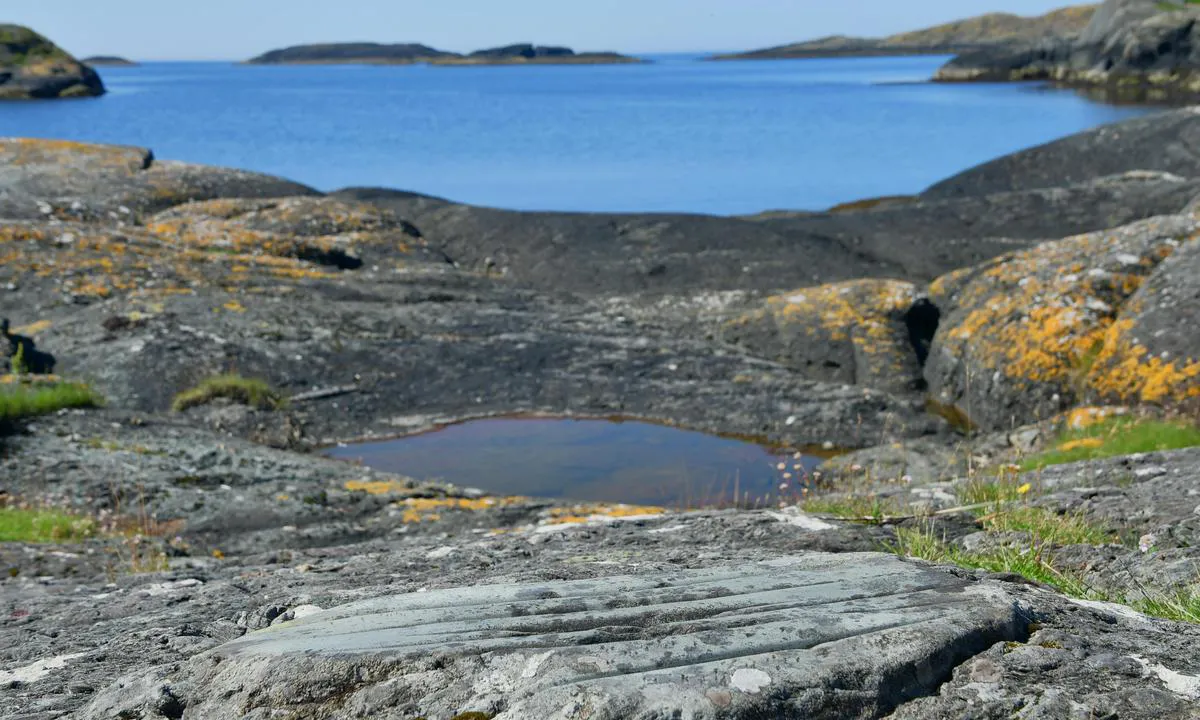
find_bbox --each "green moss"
[0,507,96,543]
[0,382,103,424]
[171,374,286,412]
[1021,417,1200,471]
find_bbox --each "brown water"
[325,418,822,507]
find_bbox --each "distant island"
[711,4,1096,60]
[82,56,138,67]
[0,25,105,99]
[247,42,643,66]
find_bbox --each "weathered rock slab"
[83,554,1024,720]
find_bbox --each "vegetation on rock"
[0,506,96,543]
[0,380,103,425]
[1021,416,1200,470]
[171,374,286,412]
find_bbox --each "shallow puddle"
[325,418,823,507]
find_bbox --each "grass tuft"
[801,494,906,524]
[1132,589,1200,625]
[981,506,1115,546]
[171,374,286,413]
[0,381,103,424]
[0,507,96,543]
[891,523,1094,597]
[1021,417,1200,471]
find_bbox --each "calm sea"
[0,55,1152,214]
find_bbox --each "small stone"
[731,668,772,694]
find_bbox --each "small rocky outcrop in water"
[246,42,459,65]
[935,0,1200,100]
[0,25,104,99]
[435,43,643,65]
[246,42,641,66]
[80,55,137,67]
[711,4,1096,60]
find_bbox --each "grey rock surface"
[0,139,318,221]
[81,554,1024,720]
[336,169,1200,295]
[924,107,1200,199]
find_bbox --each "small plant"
[171,374,286,412]
[10,342,26,375]
[1021,417,1200,471]
[0,381,103,424]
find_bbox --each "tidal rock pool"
[326,418,822,507]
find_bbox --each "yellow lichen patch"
[397,496,528,524]
[222,300,247,313]
[1064,406,1128,430]
[545,503,666,525]
[1058,438,1105,452]
[765,279,916,344]
[345,479,412,496]
[0,373,64,385]
[725,279,920,389]
[1086,319,1200,404]
[10,320,51,336]
[935,222,1191,400]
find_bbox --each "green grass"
[892,522,1200,625]
[982,506,1115,546]
[958,473,1029,507]
[801,495,906,524]
[0,382,103,424]
[1020,417,1200,471]
[171,374,286,412]
[0,507,96,543]
[892,524,1095,598]
[1132,590,1200,625]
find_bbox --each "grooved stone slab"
[83,553,1026,720]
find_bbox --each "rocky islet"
[247,42,641,66]
[0,24,103,99]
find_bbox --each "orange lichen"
[934,222,1196,406]
[545,504,666,525]
[1058,438,1105,452]
[1087,319,1200,403]
[10,320,51,336]
[725,279,919,385]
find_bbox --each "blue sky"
[12,1,1080,60]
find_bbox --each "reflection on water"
[325,418,822,507]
